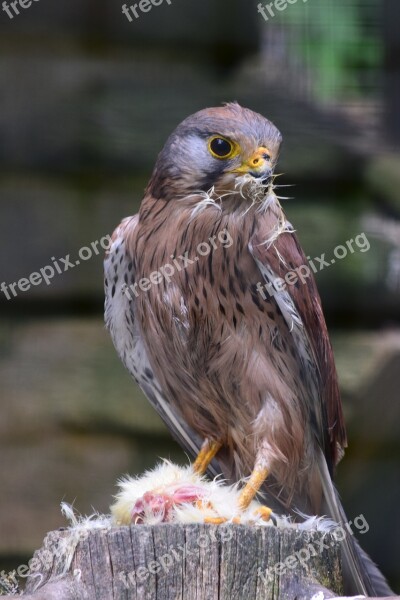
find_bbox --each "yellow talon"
[253,506,273,522]
[193,439,222,475]
[204,516,227,525]
[232,516,242,524]
[195,499,213,510]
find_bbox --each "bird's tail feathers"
[317,448,393,597]
[352,537,395,598]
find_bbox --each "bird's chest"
[134,224,256,329]
[133,219,284,384]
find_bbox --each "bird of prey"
[105,103,391,596]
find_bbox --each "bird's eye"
[208,136,236,159]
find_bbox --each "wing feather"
[250,217,346,471]
[104,216,206,467]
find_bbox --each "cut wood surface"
[11,524,347,599]
[3,523,400,599]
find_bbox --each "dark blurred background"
[0,0,399,593]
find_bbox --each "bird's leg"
[238,455,272,522]
[238,466,269,510]
[193,439,226,524]
[193,438,222,475]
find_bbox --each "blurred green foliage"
[274,0,382,99]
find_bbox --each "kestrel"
[105,103,391,596]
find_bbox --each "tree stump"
[2,524,348,599]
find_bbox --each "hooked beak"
[231,146,272,181]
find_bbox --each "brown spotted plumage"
[105,103,391,596]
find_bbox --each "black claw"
[270,512,278,526]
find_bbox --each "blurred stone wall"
[0,0,399,592]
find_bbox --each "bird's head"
[147,103,282,203]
